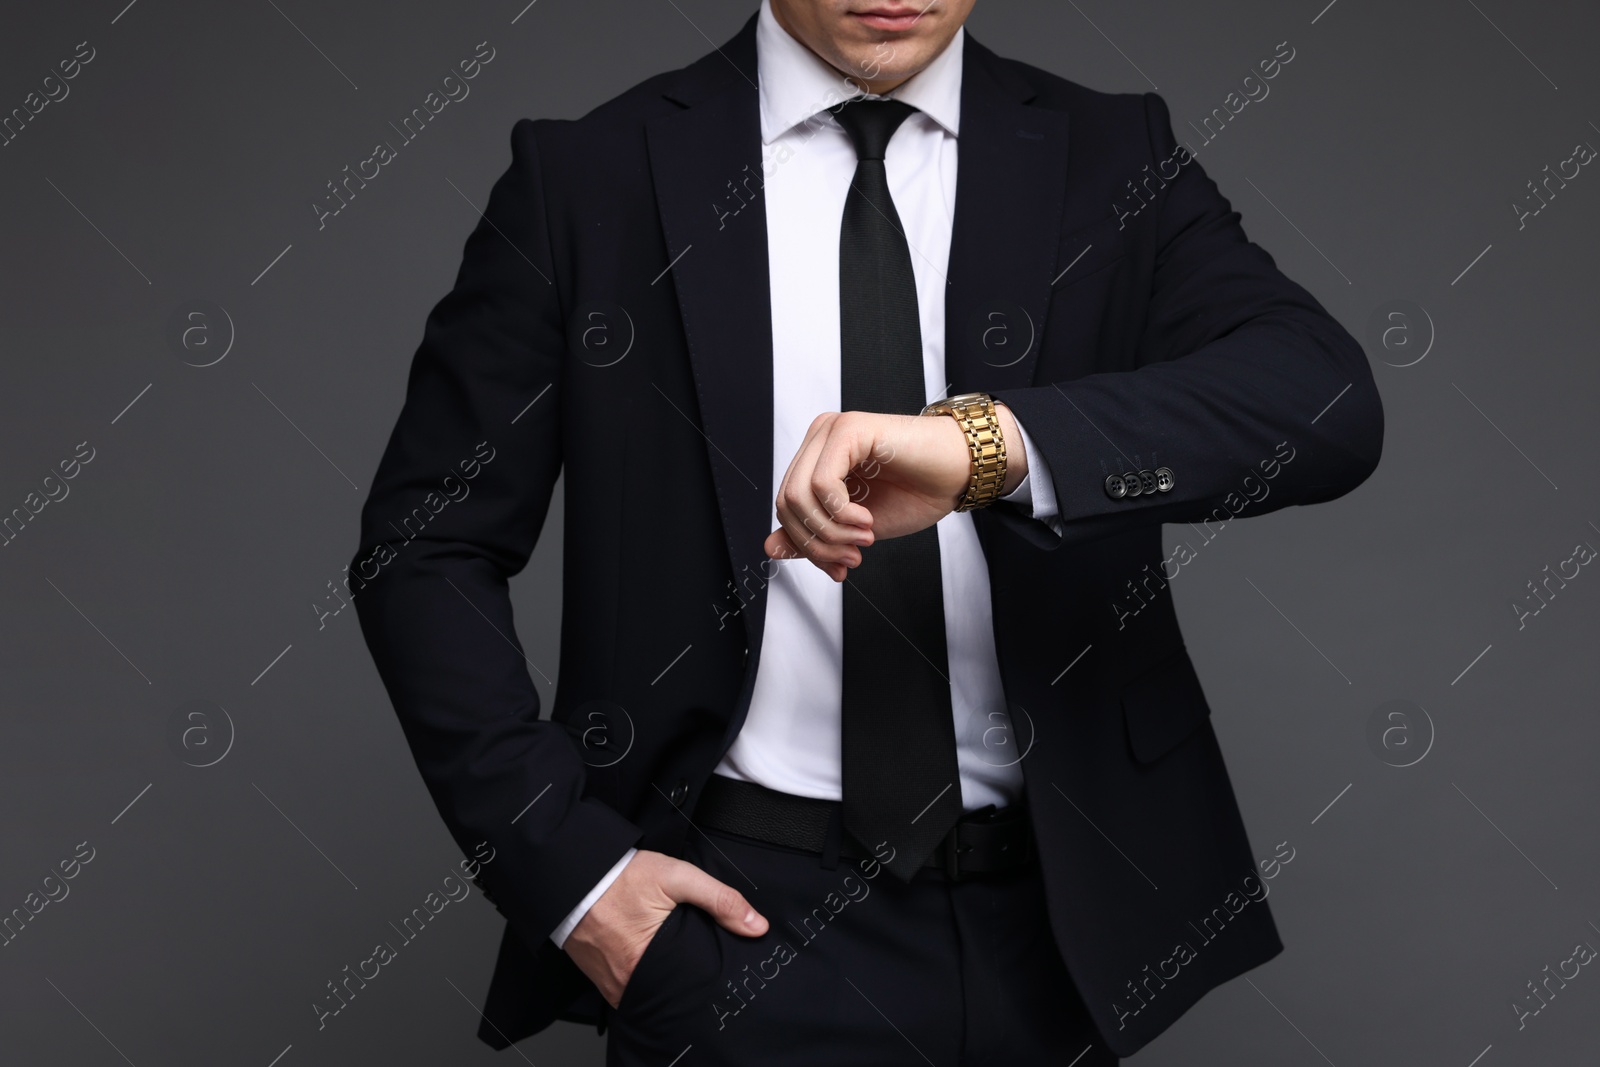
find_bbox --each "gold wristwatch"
[919,391,1008,512]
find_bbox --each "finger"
[661,861,769,937]
[775,419,842,526]
[773,412,838,512]
[793,420,876,533]
[779,421,877,549]
[776,440,869,568]
[775,516,861,576]
[768,531,857,585]
[763,528,849,584]
[776,505,862,568]
[764,528,797,561]
[808,414,881,531]
[767,530,851,583]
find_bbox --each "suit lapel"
[646,16,777,666]
[943,34,1072,397]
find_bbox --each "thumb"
[662,861,769,938]
[764,528,798,561]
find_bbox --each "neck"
[854,73,911,95]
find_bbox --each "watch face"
[923,392,992,416]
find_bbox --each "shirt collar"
[756,0,963,145]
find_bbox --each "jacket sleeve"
[989,92,1383,551]
[350,118,640,953]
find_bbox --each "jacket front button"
[669,780,690,807]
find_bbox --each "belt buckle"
[944,821,971,882]
[947,806,1031,880]
[934,809,985,883]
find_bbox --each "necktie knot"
[831,97,918,162]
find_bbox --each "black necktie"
[833,97,964,880]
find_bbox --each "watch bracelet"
[926,393,1008,512]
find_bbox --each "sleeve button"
[1104,473,1127,499]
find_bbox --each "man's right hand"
[563,849,769,1008]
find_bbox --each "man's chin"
[841,54,934,87]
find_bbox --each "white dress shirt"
[552,0,1059,948]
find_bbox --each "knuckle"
[712,887,743,917]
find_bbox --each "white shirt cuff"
[550,847,637,949]
[998,414,1062,532]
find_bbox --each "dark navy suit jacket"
[352,12,1382,1056]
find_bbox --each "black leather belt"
[694,774,1034,880]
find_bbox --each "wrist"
[993,402,1028,496]
[552,847,637,949]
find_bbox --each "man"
[352,0,1382,1062]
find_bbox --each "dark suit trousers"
[602,818,1117,1066]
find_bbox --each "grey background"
[2,0,1596,1064]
